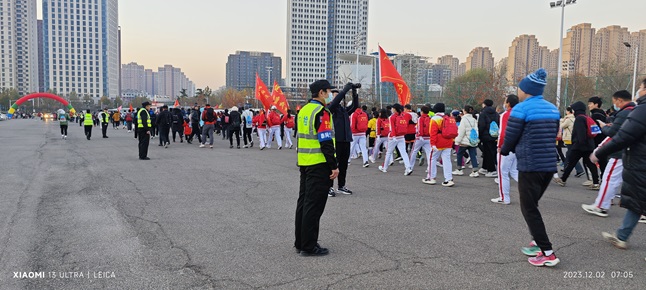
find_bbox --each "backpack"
[125,114,133,122]
[467,119,479,147]
[440,115,458,139]
[394,114,408,136]
[204,108,215,122]
[584,115,601,138]
[418,116,430,137]
[231,113,241,127]
[245,114,252,126]
[224,116,230,124]
[355,112,368,132]
[489,120,500,138]
[172,114,179,124]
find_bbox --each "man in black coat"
[593,78,646,250]
[478,99,499,176]
[553,101,600,189]
[189,106,202,144]
[588,96,608,173]
[156,106,172,148]
[171,107,185,143]
[327,83,358,197]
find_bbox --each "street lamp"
[624,42,640,99]
[266,66,273,87]
[550,0,577,109]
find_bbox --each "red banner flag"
[173,99,180,107]
[379,46,411,105]
[129,104,133,112]
[271,81,290,115]
[255,73,273,110]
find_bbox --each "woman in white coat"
[453,105,480,177]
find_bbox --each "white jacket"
[454,114,478,147]
[241,109,254,128]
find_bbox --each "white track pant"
[372,137,388,160]
[267,126,282,148]
[594,158,623,210]
[284,128,294,147]
[258,128,267,148]
[428,148,452,182]
[350,134,369,164]
[383,138,411,171]
[497,152,519,203]
[409,138,431,170]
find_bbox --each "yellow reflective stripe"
[297,148,322,154]
[297,133,318,139]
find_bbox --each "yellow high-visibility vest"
[297,101,335,166]
[84,113,93,126]
[137,108,151,128]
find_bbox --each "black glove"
[343,83,353,92]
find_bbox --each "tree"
[99,96,111,108]
[221,88,247,108]
[443,69,507,110]
[0,88,20,111]
[179,89,188,99]
[114,96,123,108]
[68,91,82,110]
[130,96,151,109]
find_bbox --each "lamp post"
[624,42,639,99]
[266,66,273,88]
[550,0,577,109]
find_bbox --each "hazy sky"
[39,0,645,89]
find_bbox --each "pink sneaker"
[528,251,560,267]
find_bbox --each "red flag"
[129,104,133,112]
[379,46,411,105]
[173,99,180,107]
[270,81,290,115]
[255,73,272,110]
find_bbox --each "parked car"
[0,113,8,121]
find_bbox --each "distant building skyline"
[0,0,39,95]
[121,62,195,99]
[226,51,282,90]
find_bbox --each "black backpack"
[172,114,179,124]
[204,108,215,122]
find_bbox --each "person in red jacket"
[404,104,418,153]
[281,109,295,149]
[426,103,455,187]
[350,106,370,167]
[379,104,412,175]
[369,109,390,163]
[492,95,520,205]
[253,110,268,150]
[267,106,283,149]
[408,106,432,170]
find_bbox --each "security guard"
[101,107,110,138]
[294,80,339,257]
[84,109,94,140]
[138,102,152,160]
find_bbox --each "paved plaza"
[0,119,644,289]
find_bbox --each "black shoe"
[237,146,241,149]
[328,188,336,197]
[230,145,234,149]
[103,136,108,138]
[250,141,254,148]
[187,140,192,144]
[300,245,329,256]
[575,172,585,178]
[158,144,163,146]
[139,157,150,160]
[338,186,353,195]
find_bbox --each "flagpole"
[378,45,383,109]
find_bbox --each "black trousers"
[555,141,566,163]
[84,125,92,139]
[243,127,253,145]
[481,140,498,172]
[60,125,68,136]
[101,122,108,137]
[331,141,350,188]
[138,129,150,158]
[189,122,202,143]
[518,171,554,253]
[172,126,183,141]
[151,125,157,137]
[561,149,599,184]
[295,163,330,251]
[229,128,240,146]
[159,126,170,145]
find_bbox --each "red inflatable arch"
[7,93,76,118]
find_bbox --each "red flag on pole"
[255,73,273,110]
[173,99,180,108]
[271,81,290,115]
[129,104,133,111]
[379,45,411,105]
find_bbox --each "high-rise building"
[156,65,195,98]
[427,64,452,87]
[121,62,145,95]
[37,19,44,93]
[392,53,429,89]
[226,51,282,90]
[592,25,632,75]
[0,0,38,95]
[629,29,646,77]
[507,34,542,82]
[43,0,119,99]
[465,47,495,72]
[457,63,467,78]
[437,55,460,79]
[286,0,369,88]
[561,23,595,77]
[144,69,157,96]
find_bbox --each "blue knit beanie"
[518,68,547,96]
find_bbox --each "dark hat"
[518,68,547,96]
[309,80,336,95]
[142,102,151,107]
[433,103,446,113]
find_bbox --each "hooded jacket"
[570,101,595,152]
[599,102,636,160]
[595,96,646,216]
[454,113,478,147]
[478,106,499,142]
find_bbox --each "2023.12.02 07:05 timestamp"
[563,271,634,279]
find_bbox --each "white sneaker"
[199,144,205,148]
[389,161,394,166]
[582,180,594,186]
[452,169,464,176]
[64,135,67,139]
[470,172,480,178]
[437,163,443,168]
[398,160,405,164]
[369,156,376,164]
[442,180,455,187]
[478,168,488,174]
[404,168,413,176]
[61,135,65,139]
[378,165,387,173]
[485,171,498,178]
[639,216,646,224]
[581,204,608,217]
[491,197,510,205]
[602,232,627,249]
[494,177,499,183]
[422,178,437,185]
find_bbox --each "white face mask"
[325,92,334,104]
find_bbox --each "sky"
[39,0,645,89]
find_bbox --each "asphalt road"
[0,119,644,289]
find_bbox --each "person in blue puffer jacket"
[501,68,561,267]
